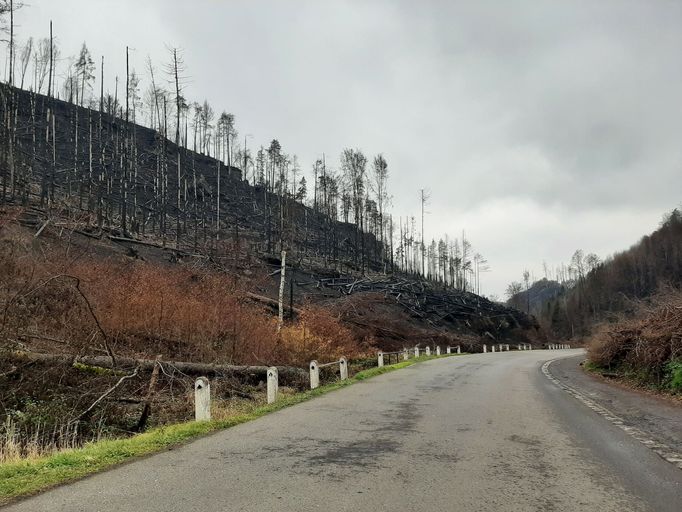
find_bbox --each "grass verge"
[0,353,458,504]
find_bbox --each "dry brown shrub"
[0,229,370,367]
[587,291,682,382]
[276,305,372,365]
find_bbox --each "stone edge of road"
[542,358,682,471]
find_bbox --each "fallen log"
[245,291,304,315]
[7,351,307,383]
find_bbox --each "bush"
[587,291,682,391]
[665,360,682,391]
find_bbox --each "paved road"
[5,350,681,511]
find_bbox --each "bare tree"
[371,154,389,265]
[18,36,32,88]
[75,42,95,106]
[167,47,186,248]
[419,188,430,277]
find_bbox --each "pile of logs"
[297,275,535,334]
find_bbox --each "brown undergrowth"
[587,290,682,392]
[0,214,373,461]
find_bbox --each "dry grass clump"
[587,291,682,389]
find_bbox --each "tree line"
[507,209,682,338]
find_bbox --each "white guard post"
[194,377,211,421]
[267,367,278,404]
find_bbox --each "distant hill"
[507,278,564,315]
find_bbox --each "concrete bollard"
[339,357,348,380]
[492,345,495,353]
[457,345,461,354]
[447,346,451,354]
[483,344,487,353]
[310,360,320,389]
[436,346,441,356]
[415,346,420,357]
[267,367,278,404]
[378,351,384,367]
[426,346,431,356]
[194,377,211,421]
[403,348,409,361]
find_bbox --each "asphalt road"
[5,350,681,512]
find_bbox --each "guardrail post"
[267,367,278,404]
[446,346,451,354]
[483,344,487,353]
[414,346,419,357]
[425,346,431,356]
[378,351,384,367]
[457,345,461,354]
[194,377,211,421]
[436,346,441,356]
[403,348,409,360]
[339,357,348,380]
[310,360,320,389]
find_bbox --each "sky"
[4,0,681,298]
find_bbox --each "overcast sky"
[5,0,682,298]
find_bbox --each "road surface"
[4,350,681,511]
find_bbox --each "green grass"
[0,353,458,504]
[583,358,682,395]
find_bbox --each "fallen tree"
[6,351,307,385]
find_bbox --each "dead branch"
[71,367,140,424]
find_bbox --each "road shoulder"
[545,354,682,469]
